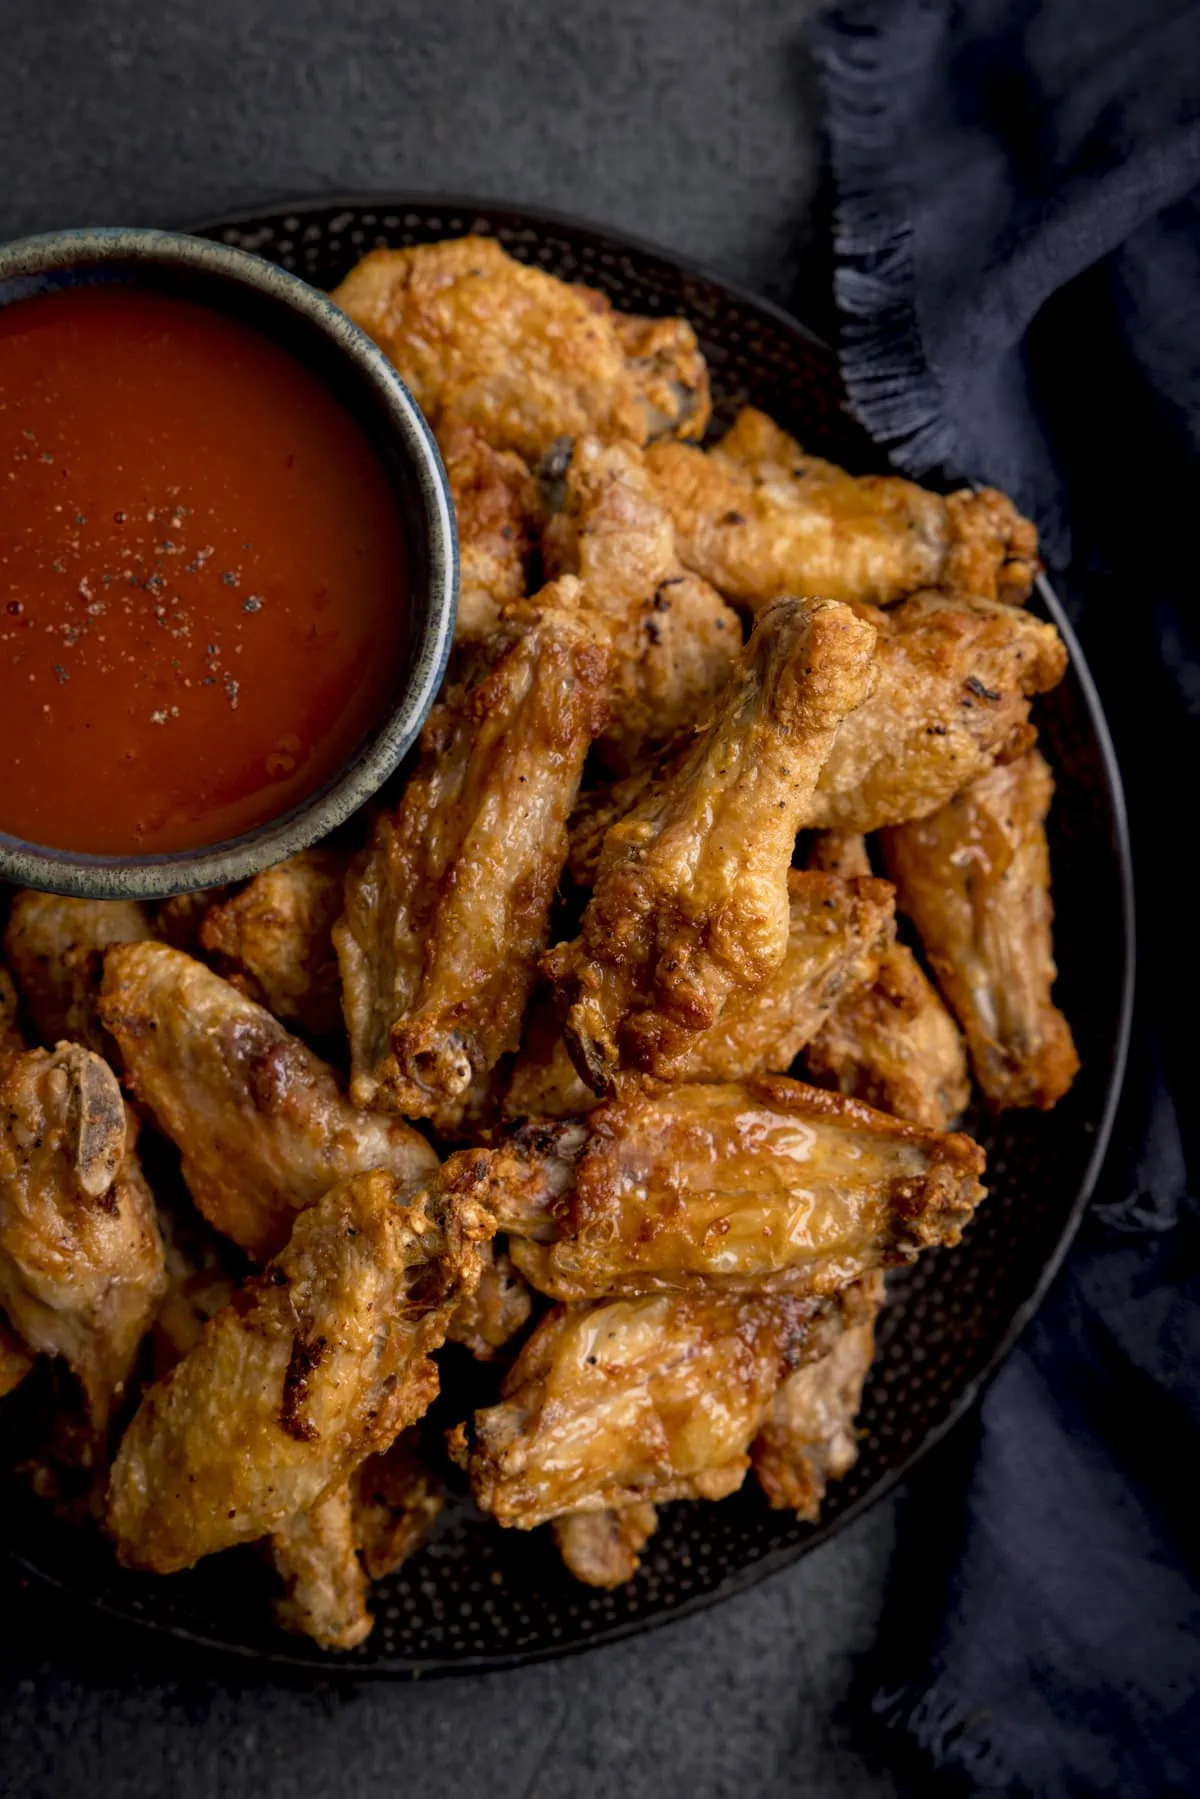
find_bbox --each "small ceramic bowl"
[0,227,457,900]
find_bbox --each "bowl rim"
[0,224,457,900]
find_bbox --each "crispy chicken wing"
[646,407,1038,611]
[271,1481,373,1650]
[107,1166,492,1573]
[0,1043,166,1427]
[3,892,155,1054]
[331,237,709,461]
[446,1237,533,1360]
[469,1285,854,1528]
[441,422,538,644]
[540,435,742,771]
[199,847,348,1040]
[553,1503,658,1588]
[546,597,878,1092]
[804,833,970,1130]
[485,1074,985,1300]
[336,600,611,1130]
[880,750,1078,1110]
[751,1272,883,1518]
[99,943,438,1262]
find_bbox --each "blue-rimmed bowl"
[0,227,457,900]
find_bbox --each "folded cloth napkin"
[815,1,1200,1790]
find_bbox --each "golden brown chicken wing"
[546,597,878,1093]
[441,422,538,643]
[331,237,709,461]
[751,1272,883,1517]
[446,1237,533,1360]
[540,435,742,771]
[486,1074,985,1301]
[804,834,970,1130]
[335,600,611,1130]
[107,1165,492,1574]
[880,750,1079,1110]
[646,407,1038,612]
[0,1043,166,1428]
[99,943,438,1262]
[3,892,155,1054]
[271,1482,373,1651]
[553,1503,658,1588]
[469,1285,854,1528]
[199,847,349,1040]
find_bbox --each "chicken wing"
[199,847,349,1040]
[486,1074,985,1301]
[107,1165,492,1573]
[335,599,611,1129]
[271,1481,373,1651]
[351,1431,445,1580]
[804,834,970,1130]
[646,407,1038,612]
[441,422,538,644]
[880,750,1079,1110]
[99,943,438,1262]
[751,1272,883,1517]
[331,236,709,461]
[540,435,742,771]
[3,892,154,1054]
[446,1237,533,1360]
[553,1503,658,1588]
[469,1285,854,1528]
[546,597,878,1093]
[1,968,23,1066]
[0,1043,166,1428]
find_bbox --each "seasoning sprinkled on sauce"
[0,286,408,855]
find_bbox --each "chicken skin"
[199,847,349,1041]
[271,1481,373,1651]
[546,596,878,1093]
[880,750,1079,1110]
[804,834,970,1131]
[646,407,1039,612]
[469,1285,856,1528]
[99,944,438,1262]
[540,435,743,771]
[336,600,611,1130]
[331,236,709,462]
[484,1074,985,1301]
[441,422,538,644]
[553,1503,658,1588]
[3,892,154,1054]
[0,1043,166,1428]
[107,1166,492,1574]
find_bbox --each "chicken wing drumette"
[553,1504,659,1588]
[335,599,610,1130]
[331,236,709,461]
[546,596,878,1093]
[880,749,1079,1110]
[99,943,438,1262]
[3,892,154,1054]
[647,407,1039,611]
[199,846,349,1041]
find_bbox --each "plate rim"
[4,190,1136,1679]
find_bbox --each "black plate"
[3,195,1134,1676]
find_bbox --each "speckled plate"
[2,196,1134,1676]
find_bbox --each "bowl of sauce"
[0,228,456,898]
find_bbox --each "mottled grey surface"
[0,3,907,1795]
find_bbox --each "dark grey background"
[0,4,910,1795]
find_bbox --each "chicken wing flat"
[441,422,538,644]
[271,1481,373,1651]
[446,1237,533,1360]
[0,1043,166,1428]
[646,407,1038,612]
[199,847,348,1040]
[469,1285,854,1528]
[3,892,154,1054]
[107,1165,492,1574]
[553,1503,658,1588]
[804,833,970,1130]
[880,750,1079,1110]
[331,237,709,461]
[751,1271,882,1518]
[99,943,438,1262]
[1,1310,35,1397]
[546,596,878,1092]
[336,600,610,1129]
[800,591,1067,834]
[540,435,742,771]
[487,1074,985,1301]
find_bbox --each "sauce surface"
[0,286,408,855]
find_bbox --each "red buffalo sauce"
[0,286,408,855]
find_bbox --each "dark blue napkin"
[815,2,1200,1790]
